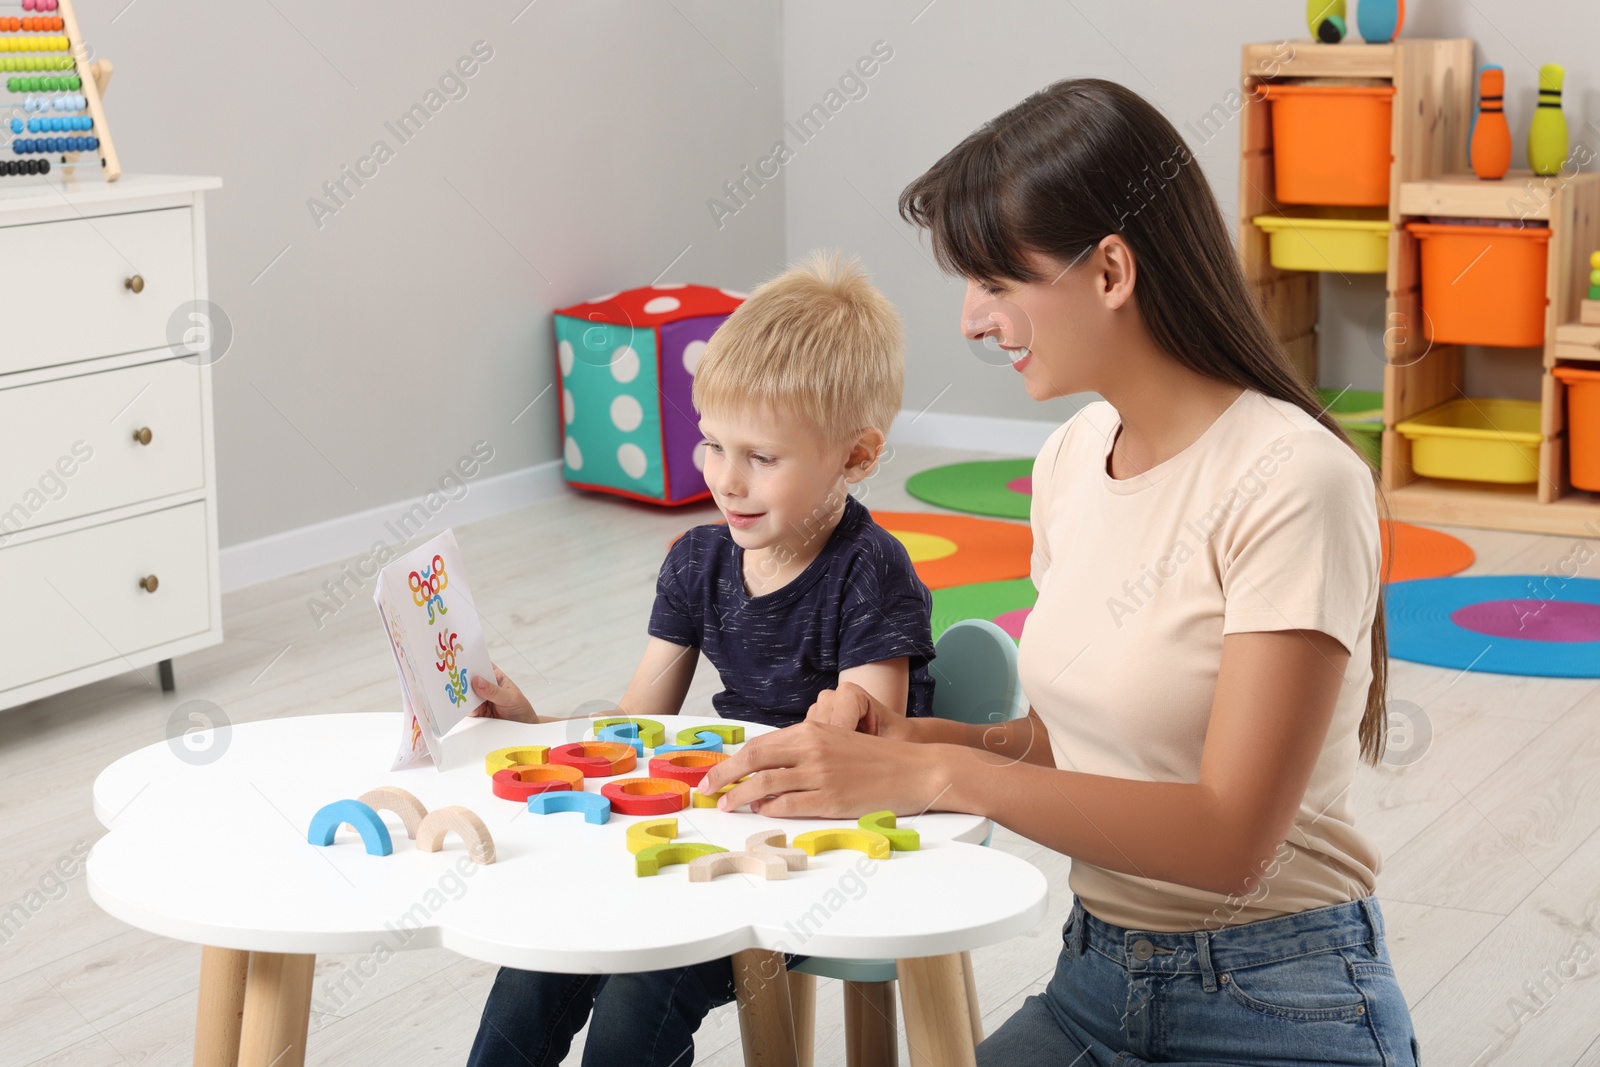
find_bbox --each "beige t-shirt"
[1017,388,1382,932]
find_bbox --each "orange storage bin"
[1405,222,1550,347]
[1258,84,1396,206]
[1553,365,1600,491]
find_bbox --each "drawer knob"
[139,574,160,593]
[125,274,145,294]
[133,426,153,446]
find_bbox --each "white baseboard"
[889,404,1083,456]
[223,406,1083,594]
[220,459,566,593]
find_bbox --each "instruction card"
[373,529,494,770]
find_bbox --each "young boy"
[464,251,936,1066]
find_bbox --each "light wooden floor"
[4,439,1599,1066]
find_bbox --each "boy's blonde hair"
[693,250,904,447]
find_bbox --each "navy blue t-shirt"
[648,495,936,727]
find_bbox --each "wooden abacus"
[0,0,119,179]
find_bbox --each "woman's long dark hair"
[900,77,1390,765]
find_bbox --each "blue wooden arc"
[527,790,613,825]
[307,799,393,856]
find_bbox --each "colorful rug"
[872,510,1032,590]
[931,578,1037,642]
[905,459,1034,520]
[1385,576,1600,678]
[1381,521,1474,584]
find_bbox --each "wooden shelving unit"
[1239,38,1600,536]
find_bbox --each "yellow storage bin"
[1394,398,1542,484]
[1253,208,1392,274]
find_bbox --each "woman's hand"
[698,721,948,818]
[469,664,540,723]
[804,682,909,740]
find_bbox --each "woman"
[700,78,1419,1066]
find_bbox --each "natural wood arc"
[746,828,808,870]
[415,805,495,864]
[687,850,788,882]
[357,787,427,839]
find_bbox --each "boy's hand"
[469,664,540,723]
[805,682,907,739]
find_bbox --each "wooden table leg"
[732,948,799,1067]
[843,979,898,1067]
[960,950,984,1046]
[237,952,316,1067]
[897,954,977,1067]
[194,946,250,1067]
[787,969,816,1067]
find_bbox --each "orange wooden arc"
[550,741,638,777]
[491,764,583,802]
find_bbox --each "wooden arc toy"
[675,723,744,746]
[491,764,582,802]
[690,775,749,809]
[356,787,428,839]
[857,810,921,852]
[648,751,729,787]
[485,746,550,775]
[591,717,666,748]
[307,799,392,857]
[653,732,723,755]
[601,777,691,816]
[746,829,808,871]
[634,841,726,877]
[526,790,612,825]
[549,741,638,777]
[415,806,496,865]
[625,817,678,854]
[687,850,788,882]
[792,828,892,860]
[596,723,645,757]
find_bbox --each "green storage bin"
[1318,388,1384,469]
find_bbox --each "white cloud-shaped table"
[90,714,1049,1067]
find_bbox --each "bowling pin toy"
[1528,63,1569,177]
[1467,63,1501,164]
[1470,66,1512,181]
[1307,0,1347,43]
[1357,0,1405,43]
[1589,251,1600,301]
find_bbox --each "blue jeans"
[979,896,1420,1066]
[466,954,802,1066]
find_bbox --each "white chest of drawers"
[0,175,224,711]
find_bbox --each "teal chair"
[786,618,1027,1067]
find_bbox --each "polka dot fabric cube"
[553,284,745,505]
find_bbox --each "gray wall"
[82,0,1600,549]
[781,0,1600,420]
[85,0,786,548]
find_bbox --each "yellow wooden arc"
[635,841,726,877]
[624,818,679,854]
[792,828,891,860]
